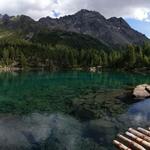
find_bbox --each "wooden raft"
[113,127,150,150]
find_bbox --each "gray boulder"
[133,84,150,99]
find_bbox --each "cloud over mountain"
[0,0,150,21]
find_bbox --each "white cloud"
[132,8,150,21]
[0,0,58,20]
[0,0,150,21]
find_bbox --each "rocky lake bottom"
[0,71,150,150]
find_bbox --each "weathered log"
[114,128,150,150]
[125,131,150,148]
[137,127,150,137]
[129,128,150,142]
[113,140,131,150]
[117,134,146,150]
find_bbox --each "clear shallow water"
[0,71,150,149]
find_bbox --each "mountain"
[0,15,108,51]
[0,11,150,71]
[0,9,149,47]
[38,9,149,46]
[31,30,108,50]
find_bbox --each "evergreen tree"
[128,45,136,67]
[2,48,10,65]
[102,51,108,67]
[20,52,27,68]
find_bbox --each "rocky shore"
[0,66,20,72]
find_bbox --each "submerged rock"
[133,84,150,100]
[69,89,127,120]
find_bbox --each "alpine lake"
[0,70,150,150]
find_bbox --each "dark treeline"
[0,38,150,70]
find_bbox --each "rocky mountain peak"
[39,16,53,22]
[18,15,34,23]
[0,10,148,46]
[108,17,131,28]
[2,14,10,20]
[74,9,106,20]
[76,9,100,15]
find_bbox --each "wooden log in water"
[125,131,150,149]
[129,128,150,142]
[117,134,146,150]
[138,127,150,137]
[113,140,132,150]
[114,128,150,150]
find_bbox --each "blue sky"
[126,19,150,38]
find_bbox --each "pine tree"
[143,56,149,66]
[128,45,136,67]
[20,52,27,68]
[2,48,9,65]
[102,51,108,67]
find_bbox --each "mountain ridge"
[0,9,149,46]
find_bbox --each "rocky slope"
[0,9,149,46]
[38,9,149,46]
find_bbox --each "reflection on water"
[0,113,121,150]
[0,113,108,150]
[127,99,150,125]
[0,71,149,149]
[0,113,82,150]
[82,99,150,150]
[1,100,150,150]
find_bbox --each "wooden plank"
[138,127,150,137]
[117,134,146,150]
[113,140,132,150]
[125,131,150,148]
[129,128,150,142]
[113,127,150,150]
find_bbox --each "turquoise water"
[0,71,150,149]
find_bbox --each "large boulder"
[133,84,150,100]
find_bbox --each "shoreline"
[0,66,149,75]
[0,66,21,72]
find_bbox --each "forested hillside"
[0,10,149,71]
[0,31,150,71]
